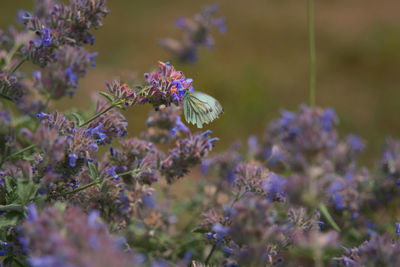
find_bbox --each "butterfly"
[183,90,223,128]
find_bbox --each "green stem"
[203,191,244,265]
[0,92,13,102]
[319,203,341,232]
[79,104,116,127]
[13,257,29,267]
[49,170,137,199]
[11,58,26,73]
[5,44,20,69]
[0,204,25,212]
[205,243,217,265]
[0,144,36,167]
[308,0,316,107]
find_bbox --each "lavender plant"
[159,4,226,64]
[1,1,400,267]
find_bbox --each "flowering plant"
[1,1,400,267]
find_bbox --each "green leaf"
[88,161,99,180]
[69,112,84,126]
[191,227,208,234]
[0,92,13,102]
[0,211,23,227]
[99,91,114,102]
[319,204,341,232]
[17,179,37,205]
[5,144,36,162]
[0,204,24,213]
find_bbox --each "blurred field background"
[1,0,400,165]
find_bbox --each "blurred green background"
[1,0,400,164]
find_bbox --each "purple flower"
[264,173,286,201]
[170,116,189,136]
[159,5,226,63]
[65,66,78,88]
[105,166,120,181]
[346,134,364,152]
[215,17,227,33]
[31,38,42,49]
[141,192,156,208]
[396,222,400,235]
[333,193,344,210]
[27,203,38,222]
[16,9,31,25]
[86,123,107,143]
[88,52,98,67]
[35,112,48,119]
[173,93,179,103]
[201,159,211,174]
[320,108,338,131]
[41,28,52,46]
[87,210,100,227]
[68,153,78,168]
[32,70,42,88]
[212,223,229,238]
[279,110,297,128]
[175,17,186,28]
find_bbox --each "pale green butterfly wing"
[183,91,223,128]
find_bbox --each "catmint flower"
[396,222,400,235]
[346,134,364,152]
[104,80,136,106]
[32,70,41,88]
[27,203,38,222]
[161,131,217,183]
[16,9,31,25]
[21,206,141,267]
[139,61,194,108]
[142,191,156,208]
[143,106,186,144]
[86,122,107,143]
[212,223,230,241]
[68,153,78,168]
[263,105,339,170]
[320,108,338,131]
[41,27,52,46]
[65,66,79,88]
[159,5,226,63]
[335,234,400,266]
[88,98,128,144]
[105,166,120,181]
[108,138,162,184]
[170,116,189,136]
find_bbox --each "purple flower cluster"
[374,137,400,203]
[161,130,218,183]
[143,105,189,144]
[335,234,400,266]
[262,105,339,170]
[108,138,162,185]
[140,61,194,108]
[0,0,108,113]
[21,205,140,267]
[159,4,226,63]
[3,1,400,267]
[87,98,128,144]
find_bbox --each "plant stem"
[79,104,115,127]
[319,203,341,232]
[0,144,36,167]
[205,243,217,265]
[48,170,137,199]
[0,204,25,212]
[308,0,316,107]
[11,58,27,74]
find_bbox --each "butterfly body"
[183,91,223,128]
